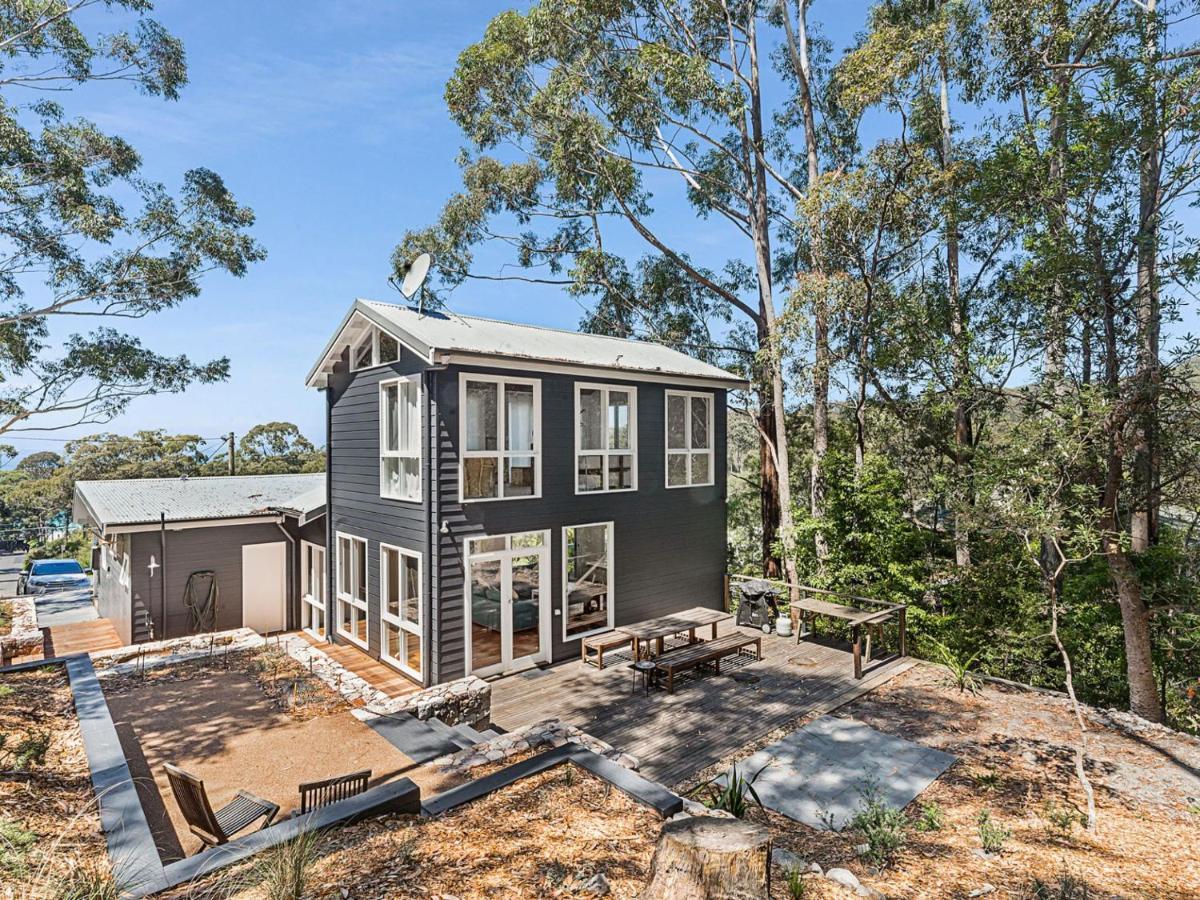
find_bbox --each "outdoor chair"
[298,769,372,815]
[164,763,279,849]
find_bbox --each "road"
[0,551,98,627]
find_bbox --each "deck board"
[292,631,421,699]
[489,623,913,788]
[43,618,123,656]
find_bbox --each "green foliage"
[27,532,91,570]
[977,809,1011,855]
[929,638,983,694]
[784,865,807,899]
[0,730,51,770]
[914,801,945,833]
[849,786,907,868]
[1027,867,1092,899]
[0,816,36,876]
[0,600,10,633]
[234,422,324,475]
[699,764,765,819]
[1041,800,1085,842]
[251,830,321,900]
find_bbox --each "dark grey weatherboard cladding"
[433,364,728,684]
[129,521,291,640]
[326,345,428,677]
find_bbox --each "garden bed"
[0,664,110,896]
[689,663,1200,899]
[166,763,661,898]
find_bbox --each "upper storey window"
[461,375,540,501]
[665,390,714,488]
[576,384,636,493]
[381,376,420,501]
[351,326,400,371]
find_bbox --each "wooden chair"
[298,769,372,815]
[164,763,279,848]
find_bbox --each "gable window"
[352,326,400,371]
[381,376,420,501]
[576,384,636,493]
[381,544,422,680]
[666,390,714,488]
[461,375,540,501]
[335,533,368,648]
[563,522,614,639]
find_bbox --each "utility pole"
[226,432,236,476]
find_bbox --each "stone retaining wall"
[434,718,639,774]
[0,596,40,664]
[92,627,263,674]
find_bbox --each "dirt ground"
[104,658,428,861]
[167,764,661,899]
[0,665,109,897]
[688,664,1200,900]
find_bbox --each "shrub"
[914,801,945,832]
[25,531,91,570]
[929,638,983,694]
[0,817,36,875]
[252,829,321,900]
[785,865,807,899]
[977,809,1011,854]
[700,764,765,818]
[1042,799,1085,841]
[849,787,907,867]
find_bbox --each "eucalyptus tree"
[394,0,848,583]
[0,2,264,436]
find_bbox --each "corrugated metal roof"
[306,299,745,388]
[73,473,325,528]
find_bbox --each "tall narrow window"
[301,542,326,639]
[576,384,636,493]
[381,377,420,501]
[666,390,714,488]
[563,522,614,639]
[336,533,368,648]
[461,376,540,501]
[381,544,422,679]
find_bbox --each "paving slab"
[35,588,98,626]
[719,715,955,830]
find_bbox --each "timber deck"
[292,630,421,700]
[43,618,123,656]
[489,622,914,788]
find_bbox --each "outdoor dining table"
[616,606,733,661]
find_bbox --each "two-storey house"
[305,300,743,687]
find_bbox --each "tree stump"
[641,816,771,900]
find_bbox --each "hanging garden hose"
[183,570,219,633]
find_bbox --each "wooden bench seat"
[652,633,762,693]
[581,630,636,670]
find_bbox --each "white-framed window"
[460,374,541,501]
[335,532,368,648]
[575,384,636,493]
[380,376,421,501]
[301,541,327,640]
[563,522,614,640]
[380,543,422,680]
[665,390,714,488]
[351,326,401,371]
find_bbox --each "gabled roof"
[306,299,746,389]
[73,473,325,529]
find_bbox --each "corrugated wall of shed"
[325,345,427,680]
[433,364,728,684]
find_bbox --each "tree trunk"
[796,0,829,564]
[940,59,971,569]
[641,817,771,900]
[1131,0,1161,553]
[758,401,783,579]
[746,14,801,597]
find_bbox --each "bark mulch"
[0,665,110,898]
[687,664,1200,900]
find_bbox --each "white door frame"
[300,541,327,641]
[464,530,551,677]
[241,541,287,634]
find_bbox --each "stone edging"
[434,718,639,773]
[91,627,264,675]
[0,596,40,664]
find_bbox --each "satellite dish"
[399,253,432,299]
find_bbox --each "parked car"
[19,558,92,595]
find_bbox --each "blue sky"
[6,0,865,456]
